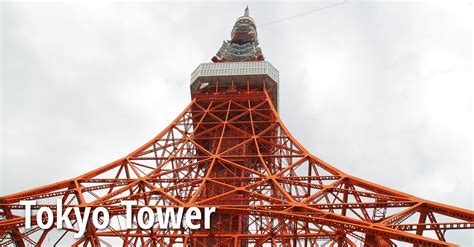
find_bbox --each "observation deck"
[190,61,279,110]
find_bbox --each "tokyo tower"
[1,7,473,246]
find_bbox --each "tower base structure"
[1,60,473,246]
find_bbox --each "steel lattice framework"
[1,7,473,247]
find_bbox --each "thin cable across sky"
[260,1,346,27]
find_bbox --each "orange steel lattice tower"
[1,7,473,246]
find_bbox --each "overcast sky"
[1,1,472,243]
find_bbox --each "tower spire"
[211,6,264,62]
